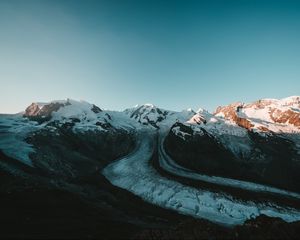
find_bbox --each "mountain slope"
[1,96,300,239]
[0,99,136,177]
[165,97,300,192]
[125,103,195,128]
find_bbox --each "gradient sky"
[1,0,300,113]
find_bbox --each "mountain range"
[0,96,300,239]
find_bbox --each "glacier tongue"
[102,129,300,226]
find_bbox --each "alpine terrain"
[1,97,300,239]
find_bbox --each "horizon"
[1,0,300,113]
[1,94,299,115]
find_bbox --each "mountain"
[165,96,300,192]
[0,99,136,176]
[1,97,300,239]
[124,103,195,128]
[214,96,300,132]
[23,99,109,127]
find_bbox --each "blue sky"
[0,0,299,113]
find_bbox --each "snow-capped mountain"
[165,96,300,194]
[213,96,300,133]
[1,96,300,234]
[23,99,140,132]
[18,96,300,134]
[124,103,195,128]
[174,96,300,160]
[1,96,300,240]
[24,99,103,124]
[124,104,168,128]
[2,96,299,170]
[0,99,138,170]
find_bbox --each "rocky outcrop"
[91,104,102,113]
[24,103,41,116]
[236,116,254,130]
[215,102,254,130]
[215,97,300,131]
[187,113,207,125]
[270,109,300,127]
[24,102,65,123]
[215,102,244,119]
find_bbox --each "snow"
[0,99,139,166]
[186,110,252,156]
[144,103,156,108]
[107,110,143,131]
[51,100,95,119]
[278,96,300,107]
[1,97,300,226]
[184,96,300,156]
[103,130,300,226]
[0,115,41,166]
[172,126,192,140]
[124,103,195,128]
[239,96,300,133]
[50,99,103,131]
[26,99,137,132]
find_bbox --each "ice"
[0,115,41,166]
[103,130,300,226]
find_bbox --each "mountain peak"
[23,99,103,124]
[143,103,156,108]
[212,96,300,132]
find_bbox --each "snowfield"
[103,130,300,226]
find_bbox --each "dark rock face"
[1,155,300,240]
[235,215,300,240]
[26,125,135,179]
[165,122,244,179]
[0,162,184,240]
[91,104,102,113]
[0,181,137,240]
[245,132,300,192]
[165,123,300,192]
[133,215,300,240]
[96,120,112,129]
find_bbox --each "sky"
[0,0,300,113]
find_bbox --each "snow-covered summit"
[22,99,121,132]
[177,96,300,159]
[24,99,102,122]
[50,99,102,120]
[19,96,300,133]
[213,96,300,133]
[124,104,195,128]
[124,103,168,128]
